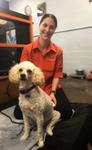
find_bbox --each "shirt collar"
[32,38,56,53]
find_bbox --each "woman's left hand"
[50,92,57,107]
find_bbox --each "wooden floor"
[61,78,92,104]
[88,143,92,150]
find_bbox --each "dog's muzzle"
[20,74,27,81]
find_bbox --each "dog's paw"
[20,134,29,141]
[38,140,44,148]
[46,127,53,136]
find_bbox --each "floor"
[61,78,92,104]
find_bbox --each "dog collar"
[19,85,36,94]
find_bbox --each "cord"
[29,142,38,150]
[0,110,24,136]
[0,110,38,150]
[0,111,23,125]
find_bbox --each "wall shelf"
[0,10,33,104]
[0,10,33,72]
[0,43,27,48]
[0,12,31,23]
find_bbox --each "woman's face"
[39,17,56,41]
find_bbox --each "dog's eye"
[19,68,23,72]
[27,69,32,74]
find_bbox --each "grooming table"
[0,102,92,150]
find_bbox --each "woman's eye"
[43,24,55,30]
[43,23,47,27]
[50,25,55,30]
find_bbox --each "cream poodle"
[9,61,60,148]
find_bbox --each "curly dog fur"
[9,61,60,148]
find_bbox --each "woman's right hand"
[50,92,57,107]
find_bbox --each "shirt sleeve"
[20,46,29,62]
[20,44,32,62]
[54,48,63,78]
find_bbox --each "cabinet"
[0,10,33,104]
[0,10,33,75]
[0,76,18,104]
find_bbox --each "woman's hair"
[39,13,57,29]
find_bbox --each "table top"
[0,76,8,80]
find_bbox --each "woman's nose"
[45,26,50,32]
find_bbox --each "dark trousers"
[55,88,72,119]
[39,104,92,150]
[14,88,72,120]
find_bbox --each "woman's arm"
[51,78,59,92]
[20,44,32,62]
[50,77,59,107]
[50,48,63,106]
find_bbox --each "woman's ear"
[32,67,45,85]
[8,64,19,84]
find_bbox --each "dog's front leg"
[37,115,44,148]
[20,114,30,141]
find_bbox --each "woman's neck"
[38,37,50,50]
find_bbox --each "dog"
[9,61,61,148]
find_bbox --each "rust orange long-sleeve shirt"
[20,38,63,95]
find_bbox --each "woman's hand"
[50,92,57,107]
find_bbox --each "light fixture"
[0,19,7,25]
[37,2,46,16]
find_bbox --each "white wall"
[53,28,92,74]
[9,0,45,35]
[9,0,92,74]
[46,0,92,30]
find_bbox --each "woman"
[14,13,73,120]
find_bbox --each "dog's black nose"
[20,74,26,80]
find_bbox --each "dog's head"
[9,61,45,85]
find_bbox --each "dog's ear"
[8,64,19,84]
[32,67,45,85]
